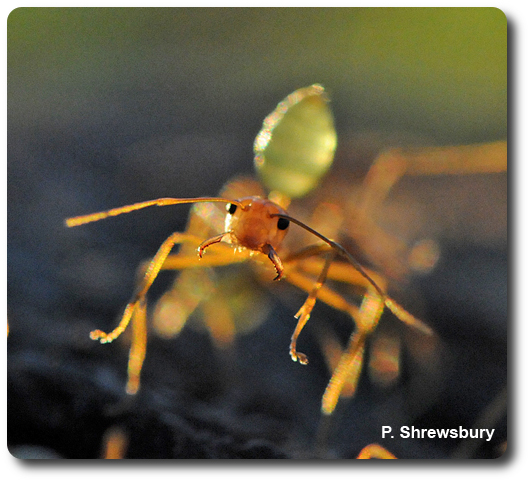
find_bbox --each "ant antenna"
[65,197,246,227]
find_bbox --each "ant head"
[224,196,290,251]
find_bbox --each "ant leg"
[322,332,366,415]
[91,232,249,344]
[125,297,147,395]
[321,287,385,414]
[359,141,507,217]
[132,242,256,392]
[357,444,397,459]
[384,298,432,335]
[290,254,333,364]
[93,233,255,395]
[286,266,372,405]
[89,232,201,344]
[287,254,430,334]
[101,425,129,459]
[293,255,431,406]
[367,328,401,389]
[353,142,507,278]
[88,232,204,395]
[291,255,387,296]
[286,269,361,324]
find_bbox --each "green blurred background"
[9,8,506,142]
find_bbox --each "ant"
[66,86,434,403]
[66,192,428,387]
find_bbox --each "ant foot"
[290,347,309,365]
[90,330,112,344]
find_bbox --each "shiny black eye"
[277,218,289,230]
[227,203,237,215]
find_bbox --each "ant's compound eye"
[227,203,238,215]
[277,218,290,230]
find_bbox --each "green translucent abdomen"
[254,84,337,199]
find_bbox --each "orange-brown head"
[224,196,290,252]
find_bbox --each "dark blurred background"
[7,8,507,459]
